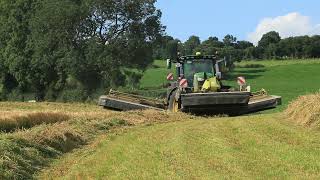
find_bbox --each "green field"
[2,59,320,179]
[140,60,170,88]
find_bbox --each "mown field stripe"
[39,114,320,179]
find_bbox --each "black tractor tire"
[168,90,180,112]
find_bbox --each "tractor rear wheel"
[168,91,180,113]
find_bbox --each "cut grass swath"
[285,93,320,128]
[0,112,70,132]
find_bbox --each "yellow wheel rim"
[172,99,179,113]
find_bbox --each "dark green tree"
[198,37,224,55]
[236,41,254,49]
[0,0,163,101]
[0,0,37,97]
[264,43,279,59]
[258,31,281,49]
[165,40,180,60]
[152,35,175,59]
[183,35,201,55]
[223,34,237,47]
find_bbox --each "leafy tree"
[304,35,320,58]
[258,31,281,49]
[264,43,279,59]
[223,34,237,47]
[165,40,180,60]
[27,0,87,100]
[244,46,261,60]
[198,37,224,55]
[0,0,37,96]
[236,41,253,49]
[183,35,201,55]
[220,47,243,70]
[152,35,174,59]
[0,0,163,101]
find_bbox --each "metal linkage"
[108,89,165,109]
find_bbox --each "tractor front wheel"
[168,91,180,113]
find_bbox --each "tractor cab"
[167,53,223,93]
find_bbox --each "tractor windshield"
[184,59,215,86]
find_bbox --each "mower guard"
[99,90,281,115]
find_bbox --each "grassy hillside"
[139,59,320,110]
[140,60,170,88]
[229,60,320,111]
[39,113,320,179]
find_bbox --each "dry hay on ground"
[0,112,70,132]
[115,109,190,125]
[0,104,192,179]
[0,105,186,132]
[285,93,320,128]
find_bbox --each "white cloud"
[248,12,320,45]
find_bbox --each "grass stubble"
[38,93,320,179]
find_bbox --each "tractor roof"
[177,55,218,63]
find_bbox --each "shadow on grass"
[234,68,267,74]
[236,64,266,69]
[150,64,161,69]
[225,74,263,81]
[225,68,268,81]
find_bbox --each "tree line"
[252,31,320,59]
[154,31,320,64]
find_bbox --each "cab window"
[183,59,215,85]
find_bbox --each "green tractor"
[99,54,281,115]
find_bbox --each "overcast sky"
[156,0,320,44]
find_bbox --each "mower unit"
[99,53,282,115]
